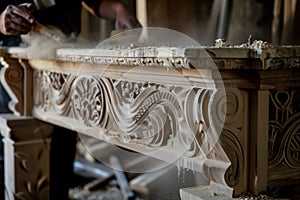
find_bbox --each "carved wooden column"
[249,89,269,193]
[0,51,52,200]
[0,115,53,200]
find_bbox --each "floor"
[0,140,299,200]
[67,154,300,200]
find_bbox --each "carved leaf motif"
[15,192,30,200]
[48,72,66,90]
[15,152,31,172]
[26,182,33,194]
[17,176,49,200]
[37,175,49,192]
[33,70,52,111]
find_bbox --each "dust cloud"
[20,31,98,60]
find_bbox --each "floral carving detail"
[48,72,68,90]
[34,71,52,112]
[72,77,105,127]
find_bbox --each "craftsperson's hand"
[114,3,141,30]
[0,3,35,35]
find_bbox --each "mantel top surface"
[3,42,300,70]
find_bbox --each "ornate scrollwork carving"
[268,88,300,174]
[183,88,227,159]
[112,80,182,147]
[222,130,244,187]
[0,56,24,115]
[48,72,68,91]
[33,68,235,196]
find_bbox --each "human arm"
[84,0,141,29]
[0,3,35,35]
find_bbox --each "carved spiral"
[128,89,181,147]
[224,89,243,125]
[6,66,23,82]
[222,129,244,187]
[184,88,227,158]
[209,89,227,132]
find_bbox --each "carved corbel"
[221,88,249,196]
[0,55,33,116]
[182,88,248,198]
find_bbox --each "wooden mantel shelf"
[4,42,300,68]
[0,44,300,200]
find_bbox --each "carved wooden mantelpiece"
[1,45,300,199]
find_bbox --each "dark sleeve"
[0,0,19,12]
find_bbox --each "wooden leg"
[0,114,53,200]
[249,90,269,193]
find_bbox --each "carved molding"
[264,57,300,70]
[56,46,300,70]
